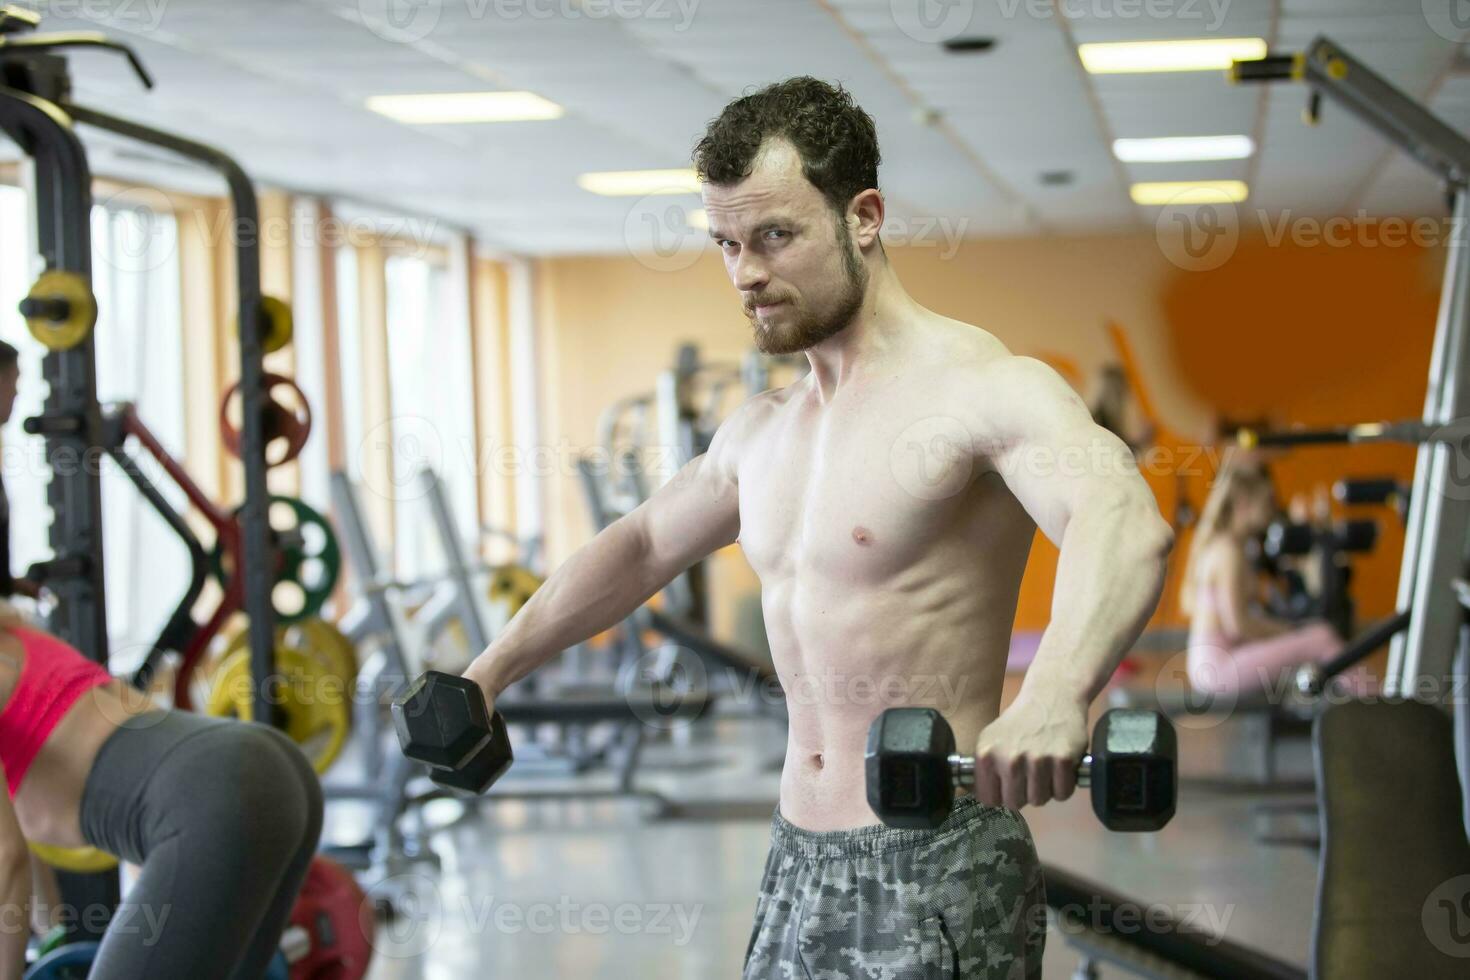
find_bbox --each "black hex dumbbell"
[391,671,513,795]
[865,707,1176,832]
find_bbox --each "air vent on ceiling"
[942,37,996,54]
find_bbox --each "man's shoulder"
[910,325,1094,459]
[924,325,1083,417]
[705,382,798,471]
[738,372,809,422]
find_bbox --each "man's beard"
[748,224,868,355]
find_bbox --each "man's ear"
[849,190,884,250]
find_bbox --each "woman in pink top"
[1180,453,1343,698]
[0,607,321,979]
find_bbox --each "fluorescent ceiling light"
[1113,135,1255,162]
[1130,180,1249,205]
[1080,38,1268,74]
[366,91,563,124]
[687,209,709,230]
[577,169,701,196]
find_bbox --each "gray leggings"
[77,710,324,979]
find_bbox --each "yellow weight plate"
[235,295,294,354]
[223,619,357,688]
[260,295,294,353]
[23,270,97,352]
[284,618,358,688]
[205,645,350,775]
[487,564,543,619]
[29,842,119,873]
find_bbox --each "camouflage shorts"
[742,798,1046,980]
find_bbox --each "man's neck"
[802,262,923,402]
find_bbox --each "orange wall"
[1162,232,1441,624]
[533,228,1443,637]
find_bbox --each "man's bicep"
[633,444,741,578]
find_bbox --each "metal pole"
[418,467,489,653]
[0,86,108,663]
[1388,186,1470,697]
[63,104,277,723]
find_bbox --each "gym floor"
[346,672,1319,979]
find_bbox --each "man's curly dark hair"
[693,77,882,218]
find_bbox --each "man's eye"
[765,229,788,241]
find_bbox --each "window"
[335,244,363,486]
[0,183,47,586]
[384,250,477,581]
[91,200,186,661]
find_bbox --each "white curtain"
[0,184,48,583]
[335,245,363,491]
[290,198,329,512]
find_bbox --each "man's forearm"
[1020,495,1174,708]
[465,517,671,698]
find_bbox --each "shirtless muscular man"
[462,78,1174,980]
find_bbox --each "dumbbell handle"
[947,753,1095,789]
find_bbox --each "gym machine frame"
[1235,37,1470,700]
[331,469,691,853]
[0,19,279,719]
[0,13,284,936]
[0,14,120,931]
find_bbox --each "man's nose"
[733,251,769,293]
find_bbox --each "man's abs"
[764,586,1020,831]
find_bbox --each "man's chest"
[734,396,994,583]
